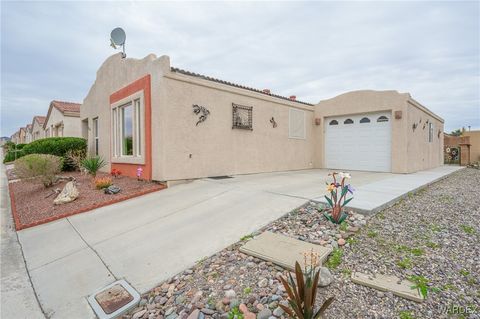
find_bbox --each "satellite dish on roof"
[110,27,126,58]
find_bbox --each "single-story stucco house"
[18,127,27,144]
[10,131,20,144]
[25,124,33,143]
[31,116,46,141]
[44,100,82,138]
[81,53,444,182]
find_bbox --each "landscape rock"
[104,185,121,194]
[53,181,79,205]
[257,308,272,319]
[318,267,333,287]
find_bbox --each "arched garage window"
[377,116,389,122]
[344,119,354,124]
[329,120,338,125]
[360,117,370,123]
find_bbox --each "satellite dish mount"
[110,27,127,58]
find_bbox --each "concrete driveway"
[13,166,461,318]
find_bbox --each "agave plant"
[279,251,334,319]
[81,156,106,177]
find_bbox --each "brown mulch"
[8,171,166,230]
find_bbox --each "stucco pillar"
[459,143,471,165]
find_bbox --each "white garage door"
[325,112,392,172]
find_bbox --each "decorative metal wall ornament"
[232,103,253,130]
[412,123,418,131]
[444,146,460,164]
[192,104,210,126]
[270,117,277,128]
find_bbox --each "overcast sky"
[1,1,479,136]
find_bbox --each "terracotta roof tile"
[34,116,46,125]
[171,67,313,106]
[51,100,81,113]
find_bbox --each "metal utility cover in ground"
[351,272,424,303]
[87,279,140,319]
[239,231,332,271]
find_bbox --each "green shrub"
[2,141,15,151]
[3,149,25,163]
[21,137,86,170]
[15,143,27,149]
[81,156,106,177]
[14,154,63,187]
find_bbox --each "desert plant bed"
[124,168,479,319]
[8,171,166,230]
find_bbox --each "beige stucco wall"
[159,72,315,181]
[81,53,315,181]
[44,107,82,138]
[81,53,168,175]
[31,121,45,141]
[405,100,444,172]
[464,130,480,162]
[314,90,409,173]
[313,90,444,173]
[82,54,445,179]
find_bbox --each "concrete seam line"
[28,246,89,272]
[264,190,312,201]
[66,218,117,281]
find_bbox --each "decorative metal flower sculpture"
[192,104,210,126]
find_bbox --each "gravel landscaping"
[8,171,165,230]
[126,168,479,319]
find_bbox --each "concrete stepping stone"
[239,231,332,270]
[351,272,424,302]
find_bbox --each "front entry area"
[325,112,392,172]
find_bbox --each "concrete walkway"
[13,166,461,318]
[1,155,45,318]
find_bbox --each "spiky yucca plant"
[81,156,106,177]
[279,251,334,319]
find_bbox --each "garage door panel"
[325,112,391,172]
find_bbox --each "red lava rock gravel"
[8,171,165,230]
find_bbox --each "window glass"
[377,116,389,122]
[135,99,141,156]
[329,120,338,125]
[122,103,133,155]
[93,118,99,156]
[360,117,370,123]
[344,119,354,124]
[429,122,434,142]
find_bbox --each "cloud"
[1,1,479,136]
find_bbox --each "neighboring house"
[446,130,480,164]
[43,100,82,138]
[0,136,10,146]
[31,116,46,141]
[81,53,444,182]
[18,127,27,144]
[464,130,480,162]
[10,131,20,144]
[25,124,33,143]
